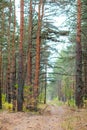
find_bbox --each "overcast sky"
[15,0,68,72]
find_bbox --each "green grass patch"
[47,97,64,106]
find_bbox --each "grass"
[47,98,64,106]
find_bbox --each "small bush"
[3,102,13,111]
[2,94,6,104]
[48,97,64,106]
[83,100,87,108]
[67,99,76,107]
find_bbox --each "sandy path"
[0,105,68,130]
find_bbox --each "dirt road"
[0,105,68,130]
[0,105,87,130]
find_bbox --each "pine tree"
[75,0,83,108]
[34,0,44,109]
[0,45,2,109]
[17,0,24,111]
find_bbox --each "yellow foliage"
[83,100,87,108]
[3,102,13,111]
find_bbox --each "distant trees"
[47,46,75,102]
[47,0,87,108]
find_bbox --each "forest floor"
[0,104,87,130]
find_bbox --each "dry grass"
[0,105,87,130]
[62,108,87,130]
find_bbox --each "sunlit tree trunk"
[75,0,83,108]
[34,0,44,109]
[17,0,24,111]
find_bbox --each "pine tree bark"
[44,62,47,104]
[34,0,44,109]
[0,8,5,109]
[17,0,24,111]
[27,0,33,86]
[0,45,2,109]
[84,51,87,99]
[10,0,16,111]
[75,0,83,108]
[6,0,12,103]
[25,0,34,109]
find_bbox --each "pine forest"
[0,0,87,130]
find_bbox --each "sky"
[15,0,67,27]
[15,0,68,73]
[15,0,20,23]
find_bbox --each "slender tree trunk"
[25,0,34,109]
[1,9,5,95]
[6,0,12,103]
[75,0,83,108]
[83,46,87,99]
[27,0,33,86]
[0,45,2,109]
[17,0,24,111]
[10,0,16,111]
[34,0,44,109]
[44,62,47,104]
[0,8,5,109]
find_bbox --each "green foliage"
[15,84,18,89]
[66,99,76,107]
[24,86,33,94]
[48,97,64,106]
[83,99,87,108]
[62,76,74,100]
[53,97,64,106]
[3,102,13,111]
[47,45,75,102]
[38,92,45,103]
[2,94,6,104]
[2,94,12,111]
[47,83,58,100]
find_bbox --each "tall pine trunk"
[84,49,87,99]
[34,0,44,109]
[6,0,12,103]
[75,0,83,108]
[0,45,2,109]
[17,0,24,111]
[10,0,16,111]
[27,0,33,86]
[25,0,33,109]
